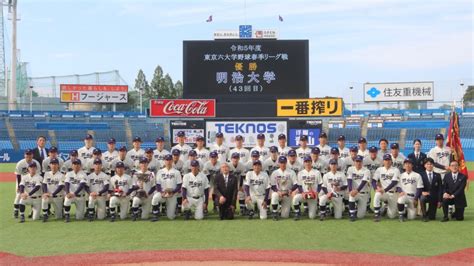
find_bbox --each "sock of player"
[177,197,182,209]
[14,204,19,211]
[239,199,246,212]
[64,205,71,214]
[109,207,116,215]
[42,208,48,216]
[272,204,278,213]
[348,201,356,216]
[374,206,380,214]
[152,204,160,215]
[132,207,139,215]
[294,204,300,214]
[19,204,26,215]
[397,203,405,215]
[303,202,308,211]
[319,205,326,215]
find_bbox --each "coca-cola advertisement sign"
[150,99,216,117]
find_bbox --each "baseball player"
[194,136,210,164]
[427,133,451,180]
[277,134,292,158]
[250,133,270,161]
[77,134,95,162]
[319,159,347,220]
[329,147,347,173]
[378,138,390,159]
[397,159,424,222]
[171,149,184,174]
[209,132,229,164]
[130,158,156,221]
[347,155,371,221]
[344,146,359,173]
[41,147,64,175]
[109,146,135,176]
[363,146,382,213]
[17,162,43,223]
[153,137,170,164]
[286,150,303,174]
[337,135,350,159]
[295,135,312,164]
[244,160,271,220]
[245,150,261,172]
[293,156,321,220]
[316,132,331,163]
[263,146,280,175]
[182,150,203,174]
[181,160,210,220]
[109,162,133,222]
[171,131,192,162]
[372,154,401,221]
[103,138,119,174]
[357,137,370,158]
[13,149,41,218]
[311,147,328,175]
[228,152,248,215]
[270,156,297,220]
[84,148,107,174]
[41,158,65,222]
[228,135,250,164]
[151,154,182,221]
[127,136,145,166]
[143,148,162,174]
[202,151,221,213]
[63,159,88,222]
[390,143,406,173]
[86,159,110,221]
[61,150,79,174]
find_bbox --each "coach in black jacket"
[441,161,468,222]
[407,139,427,174]
[214,163,238,220]
[420,158,442,221]
[32,136,48,166]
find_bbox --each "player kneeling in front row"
[397,159,423,222]
[319,159,347,220]
[372,154,400,222]
[347,156,371,222]
[109,162,133,222]
[292,156,321,220]
[18,162,42,223]
[244,160,271,220]
[270,156,297,221]
[130,158,156,221]
[86,159,110,221]
[151,154,182,221]
[181,160,209,220]
[63,159,88,222]
[41,158,65,222]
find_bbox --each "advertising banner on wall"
[287,119,322,147]
[364,82,434,102]
[150,99,216,117]
[169,120,206,146]
[60,84,128,103]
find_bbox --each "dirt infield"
[0,248,473,265]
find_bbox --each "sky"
[11,0,474,104]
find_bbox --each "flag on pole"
[206,15,213,22]
[447,110,469,189]
[278,15,284,22]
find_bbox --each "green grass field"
[0,163,472,257]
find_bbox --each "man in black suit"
[407,139,427,175]
[214,163,238,220]
[32,135,48,166]
[441,161,468,222]
[420,158,442,221]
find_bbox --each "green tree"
[174,80,183,98]
[134,69,149,98]
[150,65,165,98]
[116,90,139,111]
[407,101,419,110]
[162,74,174,98]
[462,85,474,107]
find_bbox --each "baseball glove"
[136,189,147,199]
[303,191,317,200]
[113,188,124,197]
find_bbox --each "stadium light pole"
[8,0,17,111]
[139,87,143,114]
[460,81,465,112]
[349,86,354,115]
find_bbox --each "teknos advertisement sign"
[206,120,287,147]
[150,99,216,117]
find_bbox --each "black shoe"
[399,215,405,222]
[203,209,209,216]
[294,212,300,221]
[374,214,381,222]
[13,210,19,219]
[272,212,279,221]
[65,214,70,223]
[422,216,429,222]
[151,214,159,222]
[19,214,25,223]
[184,211,191,220]
[28,212,33,219]
[441,217,449,222]
[132,213,138,221]
[110,214,116,222]
[248,210,254,220]
[319,213,325,221]
[43,214,49,223]
[88,213,94,222]
[350,215,356,222]
[367,207,374,214]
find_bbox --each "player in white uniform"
[171,149,184,174]
[390,143,406,173]
[286,150,303,174]
[228,152,248,215]
[397,159,424,222]
[277,134,292,158]
[127,136,145,167]
[61,150,79,174]
[110,146,135,176]
[250,133,270,161]
[245,150,261,172]
[17,163,43,223]
[172,131,193,162]
[181,160,210,220]
[143,148,162,174]
[295,135,311,164]
[194,136,210,165]
[13,149,41,219]
[86,159,110,221]
[41,158,65,222]
[316,132,331,163]
[292,156,322,220]
[41,147,64,174]
[151,154,182,221]
[344,146,359,173]
[244,160,271,220]
[153,137,170,165]
[377,138,390,159]
[63,159,88,222]
[109,162,133,221]
[130,158,156,221]
[263,146,279,175]
[329,147,347,173]
[270,156,297,220]
[427,133,451,180]
[363,146,382,213]
[319,159,348,220]
[357,137,370,159]
[228,135,250,164]
[182,150,203,174]
[372,154,401,221]
[347,156,371,221]
[209,132,229,164]
[77,134,95,163]
[202,151,221,213]
[83,149,107,174]
[337,135,350,159]
[311,147,328,175]
[103,138,119,175]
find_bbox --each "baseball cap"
[50,158,59,164]
[85,134,93,140]
[288,150,296,156]
[139,157,149,164]
[190,160,200,167]
[269,146,278,153]
[330,147,339,154]
[350,146,358,152]
[257,133,265,140]
[369,146,378,153]
[133,136,142,142]
[115,162,125,168]
[311,147,320,154]
[107,138,116,144]
[329,159,338,165]
[404,158,414,164]
[303,156,312,162]
[319,132,327,138]
[196,136,205,141]
[72,159,82,165]
[278,134,286,140]
[358,137,367,143]
[28,162,37,168]
[383,154,392,161]
[164,154,173,160]
[24,149,33,155]
[188,150,197,157]
[251,150,260,157]
[337,135,345,141]
[231,152,240,159]
[252,160,262,166]
[155,137,165,142]
[145,148,154,154]
[93,148,102,155]
[49,146,58,153]
[172,149,181,156]
[216,132,224,138]
[390,143,399,149]
[299,135,308,141]
[435,133,444,140]
[278,156,287,163]
[209,151,218,158]
[119,146,127,152]
[355,155,364,162]
[177,131,185,137]
[235,135,243,141]
[69,150,78,156]
[93,158,102,165]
